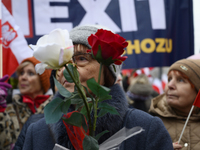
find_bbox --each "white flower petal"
[33,44,61,65]
[35,63,48,75]
[59,48,64,65]
[61,46,74,65]
[31,28,73,71]
[37,35,49,45]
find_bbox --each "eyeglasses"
[72,53,93,66]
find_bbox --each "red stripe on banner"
[193,90,200,108]
[25,0,34,38]
[2,0,12,14]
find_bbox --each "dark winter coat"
[22,84,173,150]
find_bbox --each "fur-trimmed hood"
[49,84,128,149]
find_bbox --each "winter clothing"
[0,94,53,150]
[69,25,121,83]
[19,56,51,93]
[22,84,173,150]
[127,74,158,112]
[149,94,200,150]
[13,114,44,150]
[168,59,200,92]
[13,92,65,150]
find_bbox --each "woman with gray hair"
[22,25,173,150]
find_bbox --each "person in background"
[127,74,158,112]
[0,75,13,149]
[13,68,64,150]
[1,56,52,150]
[22,25,173,150]
[149,59,200,150]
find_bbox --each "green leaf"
[44,97,64,124]
[95,130,109,141]
[53,77,71,97]
[72,65,80,83]
[62,112,88,132]
[98,109,108,118]
[86,78,111,100]
[98,102,119,117]
[99,94,112,102]
[83,85,95,104]
[63,64,74,83]
[61,99,71,114]
[83,135,99,150]
[94,45,103,64]
[80,103,93,121]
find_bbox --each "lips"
[63,80,70,86]
[20,84,27,88]
[167,94,178,98]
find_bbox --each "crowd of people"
[0,24,200,150]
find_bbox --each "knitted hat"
[20,57,51,93]
[168,59,200,91]
[69,25,121,84]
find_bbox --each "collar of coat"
[149,93,200,120]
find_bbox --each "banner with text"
[2,0,194,69]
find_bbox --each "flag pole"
[178,105,194,144]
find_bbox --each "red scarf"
[0,106,6,112]
[63,111,89,150]
[22,95,50,113]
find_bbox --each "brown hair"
[16,57,51,94]
[168,70,195,90]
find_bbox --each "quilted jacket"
[149,94,200,150]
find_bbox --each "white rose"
[30,28,74,74]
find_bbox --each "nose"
[167,78,176,90]
[20,72,28,79]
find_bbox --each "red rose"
[88,29,128,65]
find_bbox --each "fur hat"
[69,25,121,84]
[20,57,51,93]
[168,59,200,92]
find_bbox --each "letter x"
[78,0,121,32]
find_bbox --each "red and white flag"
[2,3,33,77]
[161,73,168,92]
[193,90,200,108]
[152,78,163,94]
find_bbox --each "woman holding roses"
[22,25,173,150]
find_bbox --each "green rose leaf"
[63,64,74,83]
[80,103,93,121]
[95,130,109,141]
[86,78,110,99]
[53,77,71,97]
[61,99,71,114]
[83,135,99,150]
[98,102,119,117]
[62,112,88,133]
[44,97,64,124]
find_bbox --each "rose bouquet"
[30,28,143,150]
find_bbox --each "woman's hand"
[173,141,182,150]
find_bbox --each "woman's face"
[165,70,197,114]
[18,63,43,98]
[58,45,104,94]
[56,67,75,93]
